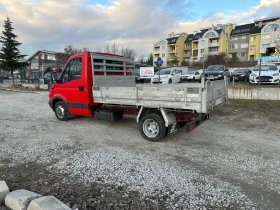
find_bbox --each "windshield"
[206,66,224,71]
[253,65,278,71]
[155,69,171,75]
[234,69,247,73]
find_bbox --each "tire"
[139,113,166,142]
[54,101,69,121]
[179,78,183,83]
[168,79,172,84]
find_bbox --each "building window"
[204,32,217,38]
[262,34,271,39]
[201,40,205,45]
[238,52,248,57]
[210,48,218,52]
[264,24,280,32]
[162,46,165,50]
[201,49,204,53]
[158,40,167,45]
[250,36,256,41]
[162,53,165,58]
[241,35,247,39]
[262,44,270,51]
[240,43,248,48]
[250,45,256,50]
[231,36,239,41]
[230,43,238,49]
[250,55,255,61]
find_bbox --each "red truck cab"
[48,52,133,120]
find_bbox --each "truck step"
[94,110,123,121]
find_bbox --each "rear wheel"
[54,101,69,121]
[139,113,166,142]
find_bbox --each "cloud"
[0,0,279,59]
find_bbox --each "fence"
[228,86,280,100]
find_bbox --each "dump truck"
[48,52,228,141]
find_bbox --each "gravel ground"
[0,89,280,209]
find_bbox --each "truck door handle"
[79,86,84,91]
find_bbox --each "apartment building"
[183,34,193,61]
[166,32,187,66]
[153,39,169,67]
[229,23,263,61]
[152,16,280,64]
[258,17,280,55]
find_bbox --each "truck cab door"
[55,57,87,115]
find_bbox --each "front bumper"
[249,76,279,84]
[204,75,224,80]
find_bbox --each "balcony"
[184,46,192,50]
[184,53,192,58]
[209,42,219,47]
[209,36,219,40]
[209,51,219,55]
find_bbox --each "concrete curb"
[0,88,40,93]
[1,181,72,210]
[0,181,10,203]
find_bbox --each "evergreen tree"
[145,53,153,66]
[0,17,27,85]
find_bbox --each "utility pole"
[154,57,164,84]
[258,55,262,88]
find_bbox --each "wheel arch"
[50,96,66,110]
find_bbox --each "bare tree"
[64,44,90,55]
[272,34,280,55]
[120,46,137,59]
[137,55,145,64]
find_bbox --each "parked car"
[151,68,181,84]
[203,65,229,80]
[249,63,279,84]
[8,75,20,79]
[132,72,149,83]
[230,68,251,82]
[181,69,203,82]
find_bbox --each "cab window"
[61,58,82,83]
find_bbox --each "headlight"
[240,74,244,76]
[273,73,279,76]
[218,74,222,77]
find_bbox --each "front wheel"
[54,101,69,121]
[139,113,166,142]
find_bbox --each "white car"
[181,69,203,82]
[249,63,279,84]
[151,68,181,84]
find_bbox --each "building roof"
[166,37,180,44]
[185,34,194,43]
[230,23,263,35]
[27,50,64,61]
[254,16,280,23]
[192,32,204,40]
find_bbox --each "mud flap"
[167,122,178,136]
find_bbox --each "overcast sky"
[0,0,279,60]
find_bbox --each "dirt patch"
[0,162,162,210]
[214,99,280,122]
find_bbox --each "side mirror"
[248,71,252,74]
[225,68,229,71]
